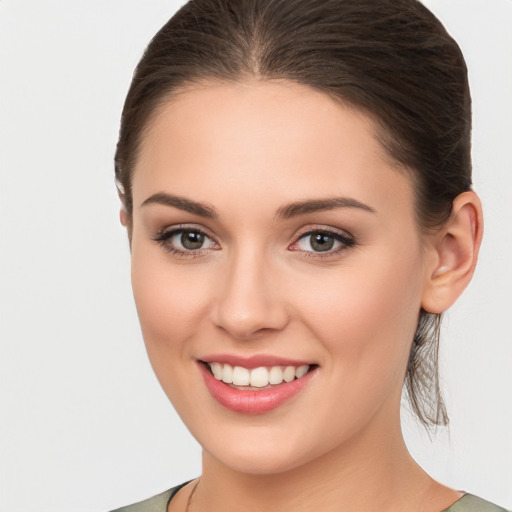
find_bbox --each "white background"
[0,1,511,511]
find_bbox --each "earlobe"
[421,191,483,314]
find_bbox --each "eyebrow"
[141,192,218,218]
[276,197,376,220]
[141,192,376,220]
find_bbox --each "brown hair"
[115,0,472,427]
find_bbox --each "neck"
[191,411,456,512]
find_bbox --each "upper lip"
[199,354,315,369]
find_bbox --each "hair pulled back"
[115,0,473,427]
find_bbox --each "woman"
[109,0,505,510]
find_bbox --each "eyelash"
[152,225,219,259]
[152,225,356,259]
[291,228,356,258]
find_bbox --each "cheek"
[297,249,423,391]
[279,253,425,450]
[130,241,210,358]
[130,247,215,418]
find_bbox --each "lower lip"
[198,362,317,414]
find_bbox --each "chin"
[206,442,312,476]
[195,416,346,477]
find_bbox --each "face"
[129,80,432,475]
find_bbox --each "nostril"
[210,265,290,338]
[212,302,290,340]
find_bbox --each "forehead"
[132,80,414,217]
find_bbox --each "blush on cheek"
[134,283,191,346]
[131,255,214,354]
[299,256,421,391]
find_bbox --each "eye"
[152,226,219,256]
[290,229,355,256]
[175,230,208,250]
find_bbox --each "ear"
[421,191,483,314]
[120,206,128,227]
[119,207,133,248]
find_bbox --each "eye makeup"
[289,226,356,259]
[151,223,356,261]
[151,224,220,258]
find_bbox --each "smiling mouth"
[203,362,315,389]
[199,359,318,413]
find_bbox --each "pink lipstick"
[198,356,317,414]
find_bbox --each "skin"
[124,80,482,512]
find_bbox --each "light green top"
[109,483,509,512]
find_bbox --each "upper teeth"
[208,363,310,388]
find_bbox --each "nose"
[211,248,290,340]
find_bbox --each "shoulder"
[444,494,510,512]
[108,483,189,512]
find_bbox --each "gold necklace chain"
[185,479,200,512]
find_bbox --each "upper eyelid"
[153,226,219,256]
[289,226,356,254]
[158,224,217,240]
[153,224,354,248]
[151,225,219,253]
[293,225,354,240]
